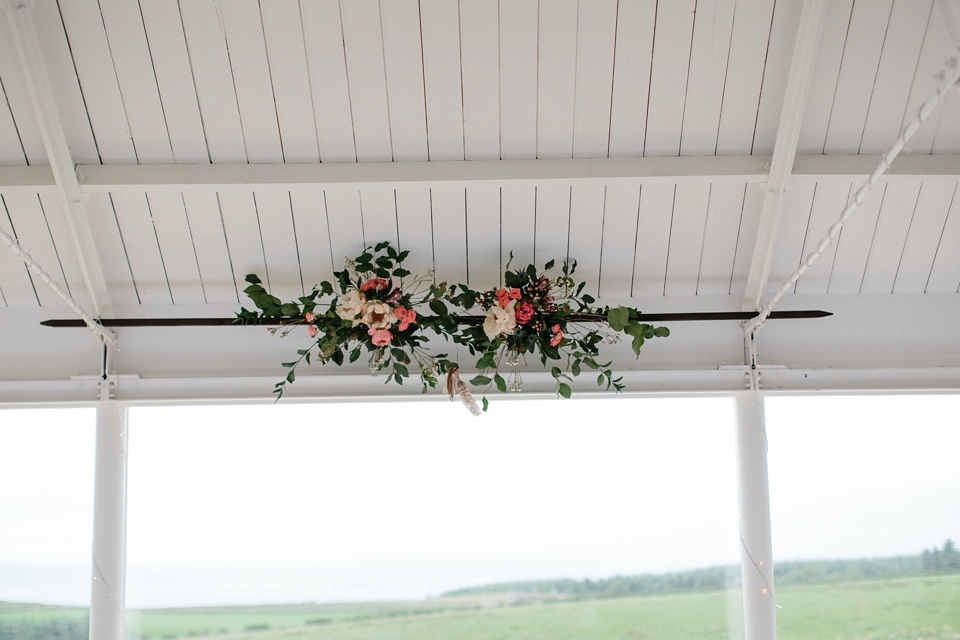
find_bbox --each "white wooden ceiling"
[1,0,958,402]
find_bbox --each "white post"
[735,391,777,640]
[90,401,128,640]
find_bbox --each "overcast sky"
[1,394,958,608]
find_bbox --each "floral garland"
[237,242,457,397]
[447,258,669,411]
[237,244,669,410]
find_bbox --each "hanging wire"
[749,49,960,333]
[0,227,115,344]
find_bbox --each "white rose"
[361,300,397,330]
[337,289,366,324]
[483,301,516,339]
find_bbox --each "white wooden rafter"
[0,154,956,195]
[742,0,828,313]
[2,0,113,318]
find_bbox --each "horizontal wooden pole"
[40,310,831,328]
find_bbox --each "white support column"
[90,400,128,640]
[735,391,777,640]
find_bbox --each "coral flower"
[305,312,315,322]
[549,323,563,347]
[394,305,417,331]
[515,301,534,324]
[368,328,392,346]
[308,325,317,338]
[495,288,511,308]
[360,278,389,292]
[509,288,522,300]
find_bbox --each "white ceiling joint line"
[749,52,960,334]
[742,0,827,314]
[3,0,113,319]
[0,228,116,345]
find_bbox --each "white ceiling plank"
[429,185,468,286]
[932,92,960,154]
[715,0,776,155]
[859,0,932,154]
[419,0,465,161]
[459,0,500,161]
[31,0,99,163]
[260,0,321,164]
[898,4,954,154]
[644,0,696,156]
[752,0,805,154]
[56,0,136,162]
[379,0,429,162]
[823,0,894,154]
[567,182,606,298]
[358,186,400,248]
[36,192,94,311]
[0,199,38,306]
[697,182,747,296]
[393,186,435,278]
[537,0,578,159]
[499,184,536,268]
[143,191,205,305]
[795,182,853,294]
[465,186,502,288]
[253,190,304,301]
[572,0,618,159]
[729,184,765,298]
[763,182,817,298]
[300,0,357,163]
[98,0,175,163]
[664,183,711,297]
[180,191,239,303]
[215,190,268,297]
[108,192,173,305]
[925,185,960,292]
[533,183,573,275]
[83,193,137,306]
[178,0,247,162]
[860,182,924,293]
[339,0,392,162]
[1,192,66,306]
[607,0,656,158]
[632,182,675,296]
[796,0,854,153]
[499,0,538,160]
[0,79,26,164]
[219,0,284,163]
[0,12,45,164]
[893,181,958,293]
[323,188,366,268]
[678,0,735,156]
[289,188,335,291]
[138,0,209,163]
[826,183,886,294]
[598,182,640,298]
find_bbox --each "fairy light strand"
[750,49,960,333]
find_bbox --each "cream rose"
[337,289,366,324]
[361,300,397,330]
[483,300,516,339]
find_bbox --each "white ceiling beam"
[0,154,957,195]
[742,0,827,313]
[3,0,113,318]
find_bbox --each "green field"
[4,573,959,640]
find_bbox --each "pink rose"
[509,288,522,300]
[394,305,417,332]
[515,301,534,324]
[550,330,562,347]
[495,288,510,308]
[368,328,392,346]
[308,325,317,338]
[360,278,389,292]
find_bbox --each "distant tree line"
[444,540,960,598]
[0,615,88,640]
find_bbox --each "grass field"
[3,573,959,639]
